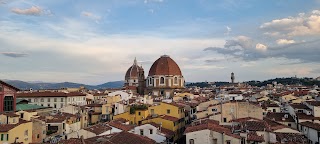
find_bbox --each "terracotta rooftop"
[275,132,307,143]
[160,115,180,122]
[0,112,19,117]
[247,131,265,142]
[184,120,241,139]
[108,120,134,131]
[266,113,295,122]
[300,121,320,131]
[296,113,320,120]
[84,123,112,135]
[85,131,156,144]
[290,103,310,110]
[305,101,320,106]
[0,119,30,132]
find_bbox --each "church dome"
[148,55,182,76]
[125,58,143,79]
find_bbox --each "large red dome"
[148,55,182,76]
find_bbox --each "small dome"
[148,55,182,76]
[125,58,143,79]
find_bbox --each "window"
[37,134,40,138]
[48,98,50,102]
[43,130,45,134]
[34,98,38,102]
[13,118,16,123]
[54,98,57,102]
[226,140,231,144]
[28,99,31,102]
[48,104,51,107]
[189,139,195,144]
[54,104,57,108]
[63,123,65,129]
[273,109,276,112]
[25,130,28,136]
[160,77,165,84]
[288,123,292,127]
[41,104,43,106]
[174,77,178,84]
[20,113,24,119]
[212,108,217,112]
[1,134,3,141]
[167,109,170,114]
[138,112,141,115]
[241,138,245,144]
[61,98,64,102]
[151,109,154,115]
[3,96,14,112]
[6,134,8,141]
[213,139,218,144]
[61,103,64,108]
[150,129,153,134]
[41,98,44,102]
[140,129,144,135]
[223,118,227,122]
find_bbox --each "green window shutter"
[6,134,8,141]
[1,134,3,141]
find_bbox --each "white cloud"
[81,11,101,22]
[11,6,42,15]
[255,43,267,51]
[260,10,320,36]
[225,26,231,35]
[148,9,154,14]
[144,0,164,4]
[276,39,296,45]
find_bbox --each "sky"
[0,0,320,85]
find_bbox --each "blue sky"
[0,0,320,84]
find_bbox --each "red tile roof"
[108,120,134,131]
[266,113,295,122]
[0,119,30,132]
[184,120,241,139]
[300,121,320,131]
[84,123,112,135]
[160,115,179,122]
[247,132,265,142]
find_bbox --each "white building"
[130,123,167,143]
[17,91,87,109]
[108,91,132,101]
[300,121,320,144]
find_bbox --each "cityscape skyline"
[0,0,320,85]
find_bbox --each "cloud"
[148,9,154,14]
[260,10,320,37]
[203,35,320,63]
[0,52,28,58]
[255,43,267,51]
[81,11,101,22]
[276,39,296,45]
[11,6,42,15]
[144,0,164,4]
[225,26,231,35]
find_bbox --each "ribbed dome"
[125,58,143,79]
[148,55,182,76]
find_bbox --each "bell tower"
[231,72,235,83]
[137,65,145,96]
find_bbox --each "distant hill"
[245,77,320,87]
[3,80,125,90]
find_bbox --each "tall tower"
[137,65,145,96]
[231,72,235,83]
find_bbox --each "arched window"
[174,77,178,84]
[160,77,165,84]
